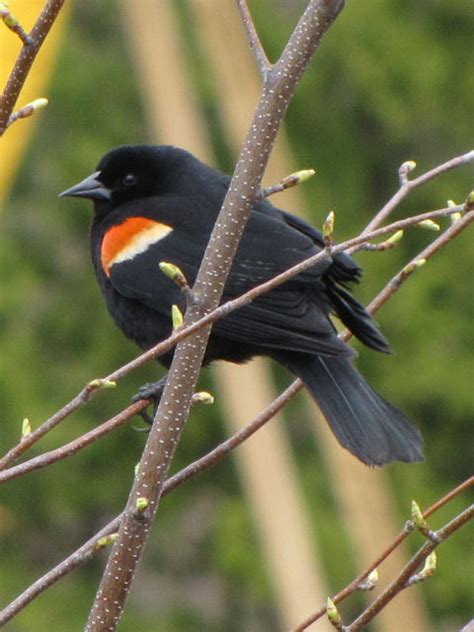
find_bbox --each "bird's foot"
[132,376,167,425]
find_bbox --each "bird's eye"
[122,173,137,187]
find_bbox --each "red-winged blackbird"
[60,145,423,466]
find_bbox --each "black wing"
[107,204,351,357]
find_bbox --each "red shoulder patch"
[101,217,173,276]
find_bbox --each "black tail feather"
[326,284,391,354]
[279,353,423,466]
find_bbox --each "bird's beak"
[59,171,111,201]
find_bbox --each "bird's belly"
[104,287,174,362]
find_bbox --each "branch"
[0,378,117,471]
[85,2,346,628]
[4,197,471,624]
[235,0,271,77]
[0,379,303,627]
[0,400,149,484]
[0,3,33,45]
[0,0,65,135]
[1,214,471,621]
[293,476,474,631]
[363,150,474,233]
[1,201,471,471]
[345,504,474,631]
[353,209,474,323]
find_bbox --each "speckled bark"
[85,2,345,629]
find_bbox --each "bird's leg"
[132,374,168,425]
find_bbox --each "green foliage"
[0,0,472,629]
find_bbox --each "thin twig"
[341,205,474,350]
[363,210,474,318]
[235,0,271,77]
[362,150,474,233]
[0,3,33,46]
[293,476,474,631]
[0,380,303,627]
[423,476,474,519]
[0,401,149,484]
[0,0,66,135]
[345,504,474,631]
[0,379,117,471]
[0,515,123,628]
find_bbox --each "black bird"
[60,144,423,466]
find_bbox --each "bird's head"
[59,144,195,210]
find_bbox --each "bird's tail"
[279,353,423,466]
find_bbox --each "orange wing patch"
[101,217,173,276]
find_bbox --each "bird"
[60,144,423,466]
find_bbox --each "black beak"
[59,171,111,201]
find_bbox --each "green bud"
[135,497,149,512]
[450,212,463,224]
[366,568,379,588]
[295,168,316,183]
[421,551,437,577]
[192,391,215,405]
[171,304,184,329]
[411,500,427,530]
[386,229,404,245]
[159,261,185,282]
[418,219,440,231]
[326,597,342,627]
[447,199,457,208]
[358,568,379,591]
[1,9,18,28]
[399,160,417,177]
[30,97,48,111]
[403,259,426,275]
[465,190,474,210]
[323,211,335,238]
[21,418,32,438]
[88,378,116,390]
[282,168,316,188]
[96,533,119,549]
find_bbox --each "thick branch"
[85,2,346,628]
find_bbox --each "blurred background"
[0,1,473,630]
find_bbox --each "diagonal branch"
[4,208,470,487]
[0,400,149,484]
[1,200,471,472]
[293,477,474,631]
[1,213,471,622]
[345,504,474,631]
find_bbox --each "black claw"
[132,376,168,425]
